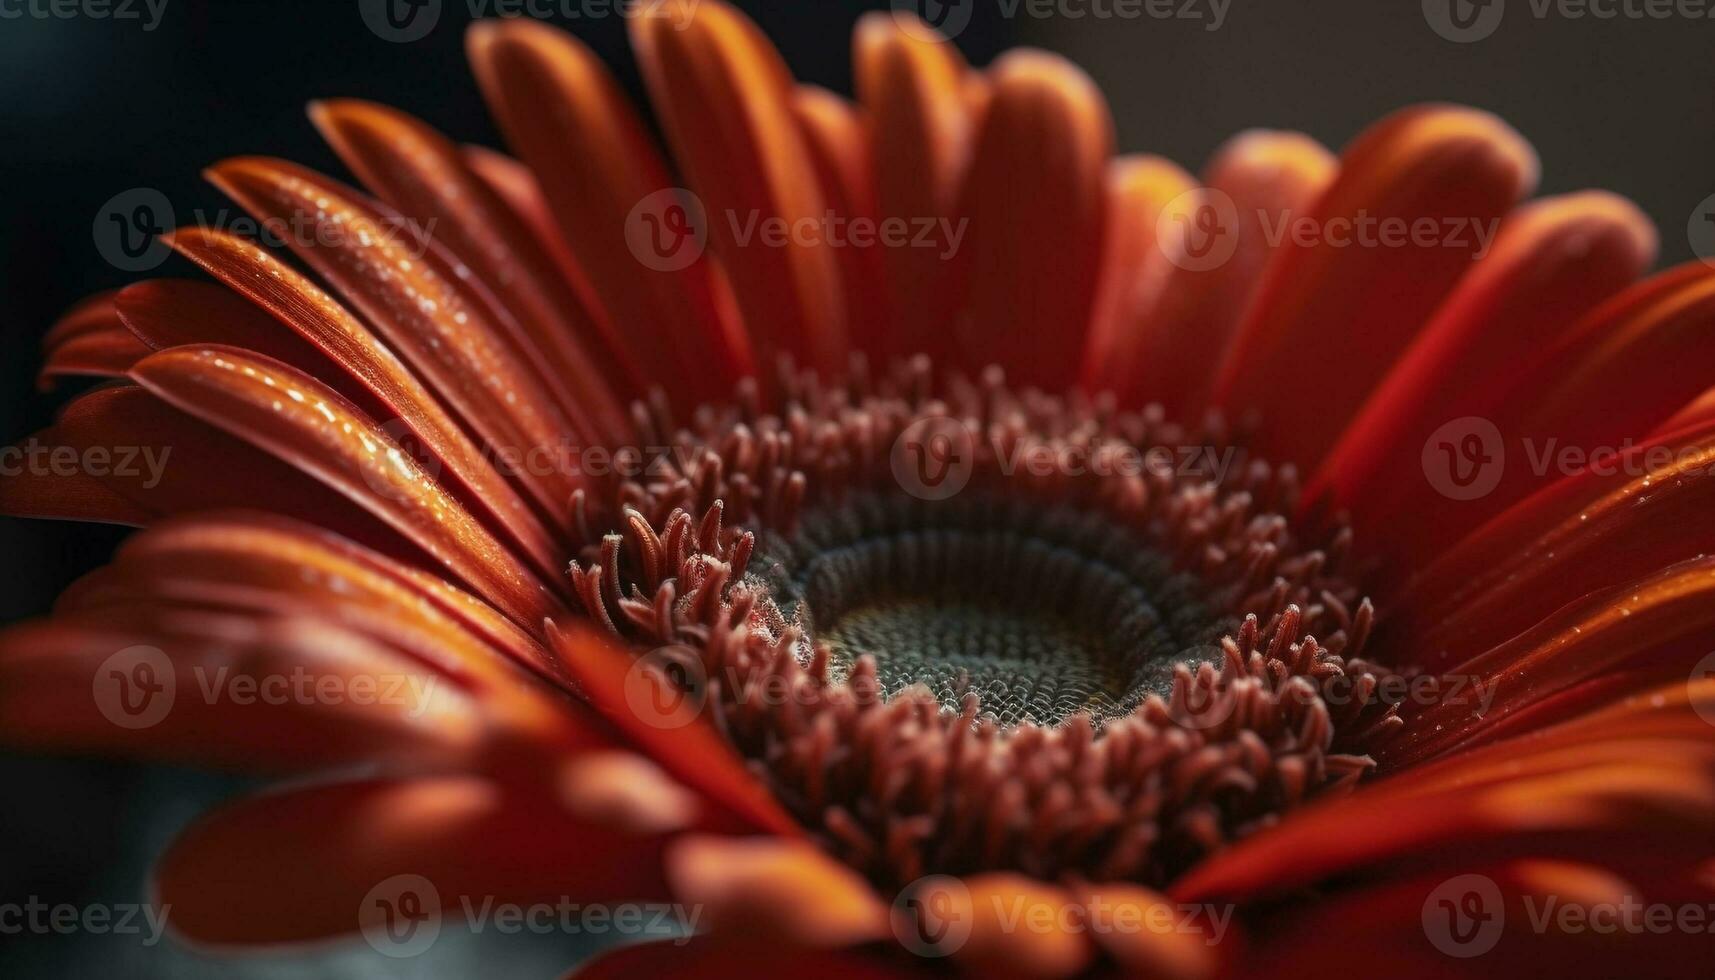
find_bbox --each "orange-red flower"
[6,3,1715,977]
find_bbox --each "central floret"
[750,492,1230,726]
[571,358,1403,888]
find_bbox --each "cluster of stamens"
[570,358,1404,889]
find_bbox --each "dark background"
[0,0,1709,974]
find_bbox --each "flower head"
[6,3,1715,977]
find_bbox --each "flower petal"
[544,620,800,838]
[795,85,885,338]
[467,16,748,404]
[853,11,974,364]
[952,50,1111,389]
[1214,104,1538,469]
[1310,192,1656,563]
[953,874,1097,980]
[1081,155,1196,399]
[1395,418,1715,661]
[309,98,637,430]
[164,227,565,579]
[0,611,482,772]
[92,510,567,688]
[667,835,889,947]
[1384,557,1715,767]
[45,384,400,548]
[631,0,848,375]
[204,156,597,523]
[1134,130,1337,417]
[128,346,564,629]
[39,291,149,388]
[156,774,674,945]
[1174,678,1715,904]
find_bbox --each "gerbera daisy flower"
[6,2,1715,976]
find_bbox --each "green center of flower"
[746,492,1230,727]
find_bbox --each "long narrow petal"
[309,98,637,429]
[853,11,973,364]
[1384,557,1715,766]
[1174,678,1715,904]
[1135,130,1336,416]
[129,346,563,629]
[667,836,889,947]
[1081,155,1196,399]
[164,227,565,578]
[545,620,801,838]
[1396,418,1715,658]
[467,16,748,404]
[952,50,1111,388]
[205,156,596,521]
[1214,104,1538,468]
[39,292,149,387]
[49,385,403,550]
[1311,192,1655,550]
[631,0,848,375]
[0,612,482,772]
[156,775,676,945]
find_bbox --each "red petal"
[631,0,849,375]
[667,835,889,947]
[467,16,749,404]
[1310,192,1655,566]
[853,12,974,365]
[0,611,483,772]
[164,227,565,580]
[129,346,564,629]
[310,98,639,424]
[156,774,674,945]
[545,620,800,838]
[1214,104,1538,469]
[1132,130,1336,417]
[204,156,596,523]
[952,50,1111,388]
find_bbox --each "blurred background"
[0,0,1710,974]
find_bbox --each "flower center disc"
[749,492,1229,727]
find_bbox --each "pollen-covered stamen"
[571,360,1405,890]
